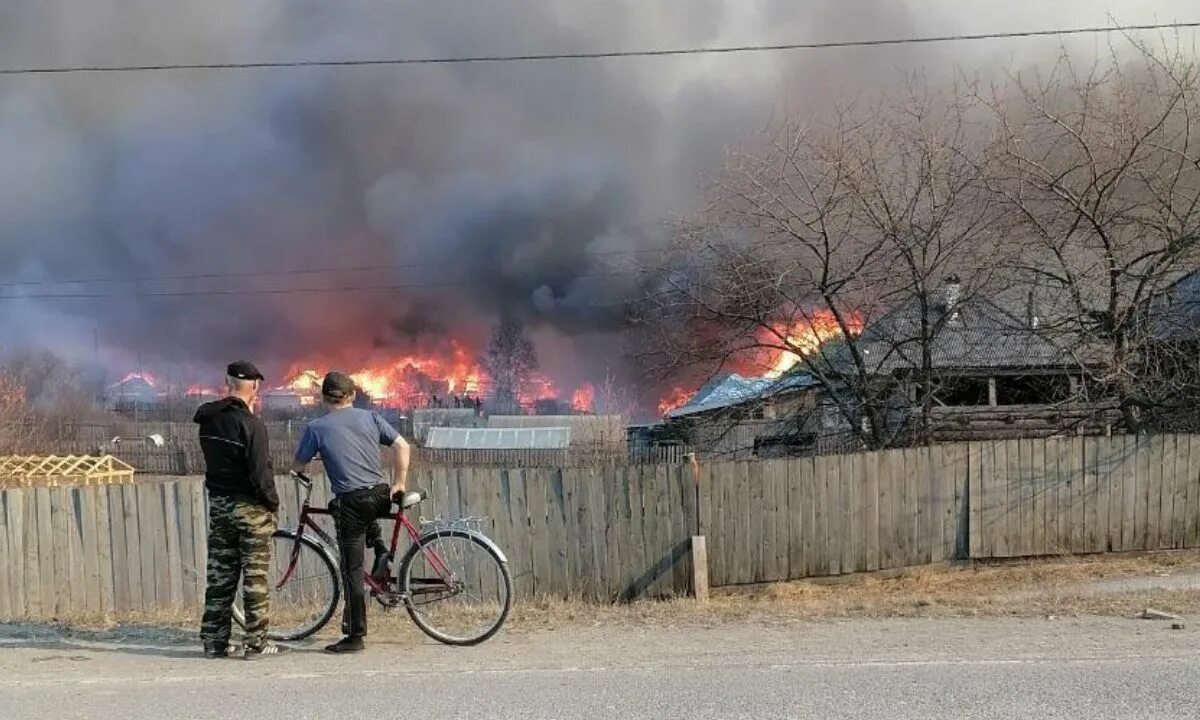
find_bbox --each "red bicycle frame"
[278,474,454,597]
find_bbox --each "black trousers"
[330,484,393,638]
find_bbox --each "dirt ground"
[5,550,1200,645]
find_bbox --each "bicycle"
[232,471,512,646]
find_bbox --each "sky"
[0,0,1195,394]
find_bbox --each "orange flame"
[119,371,158,387]
[657,386,693,415]
[762,310,864,377]
[274,341,582,410]
[570,383,595,413]
[657,309,863,416]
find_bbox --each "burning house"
[103,373,162,412]
[631,372,833,460]
[635,278,1123,459]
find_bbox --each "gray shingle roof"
[666,372,818,419]
[1147,270,1200,340]
[819,289,1086,376]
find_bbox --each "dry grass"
[499,552,1200,631]
[9,552,1200,642]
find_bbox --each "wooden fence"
[2,435,1199,619]
[696,446,968,586]
[967,435,1200,558]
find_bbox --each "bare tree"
[978,39,1200,431]
[637,82,1001,450]
[483,317,539,414]
[0,350,96,453]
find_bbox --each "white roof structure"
[425,427,571,450]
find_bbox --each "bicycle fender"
[299,527,340,564]
[418,527,509,564]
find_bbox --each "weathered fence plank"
[860,451,879,572]
[36,488,55,615]
[785,457,804,579]
[0,492,11,618]
[107,485,129,612]
[578,466,604,599]
[10,437,1200,619]
[623,466,648,597]
[1083,438,1101,553]
[518,468,548,598]
[761,459,780,582]
[162,482,184,607]
[1120,435,1138,552]
[22,490,41,617]
[79,488,101,615]
[1187,436,1200,548]
[541,468,568,596]
[1168,436,1185,548]
[188,482,207,606]
[1030,439,1047,557]
[49,488,72,616]
[875,450,894,570]
[5,490,25,617]
[967,442,983,558]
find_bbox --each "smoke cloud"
[0,0,1188,398]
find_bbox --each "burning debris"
[272,356,576,413]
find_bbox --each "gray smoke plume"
[0,0,1186,400]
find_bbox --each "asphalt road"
[3,617,1198,719]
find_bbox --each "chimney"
[942,275,961,322]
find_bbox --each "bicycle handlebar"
[290,470,313,489]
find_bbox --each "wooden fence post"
[691,535,710,601]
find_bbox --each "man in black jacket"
[195,361,283,659]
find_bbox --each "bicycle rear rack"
[417,516,489,534]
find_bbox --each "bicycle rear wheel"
[232,529,341,642]
[399,530,512,646]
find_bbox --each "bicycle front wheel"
[232,529,341,642]
[399,529,512,646]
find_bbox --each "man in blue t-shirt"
[292,371,416,654]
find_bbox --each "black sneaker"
[371,551,393,581]
[243,643,287,660]
[203,642,232,659]
[325,636,365,654]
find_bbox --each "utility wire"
[0,264,690,301]
[2,22,1197,75]
[0,247,672,289]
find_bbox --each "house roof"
[665,372,818,419]
[425,427,571,450]
[105,377,159,401]
[818,286,1091,376]
[487,415,625,444]
[1146,269,1200,340]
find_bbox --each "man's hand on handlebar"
[392,487,425,509]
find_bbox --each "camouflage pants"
[200,495,277,649]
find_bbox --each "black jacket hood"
[193,397,248,423]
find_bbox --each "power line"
[2,22,1197,75]
[0,247,672,289]
[0,265,681,302]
